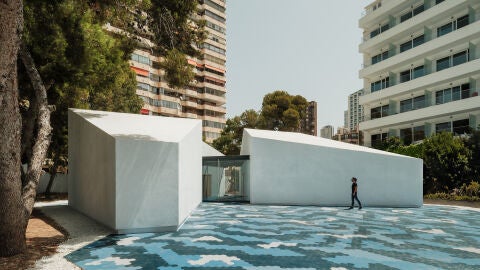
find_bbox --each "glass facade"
[435,119,470,135]
[400,5,424,23]
[435,83,470,104]
[370,23,390,38]
[371,51,389,65]
[401,125,425,145]
[371,105,389,119]
[453,119,470,135]
[400,35,425,53]
[436,50,468,72]
[400,95,426,113]
[202,156,250,202]
[371,77,390,92]
[371,133,388,148]
[437,15,469,38]
[131,53,151,65]
[436,122,451,133]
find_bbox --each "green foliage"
[424,193,480,202]
[258,91,308,132]
[212,110,259,155]
[162,48,194,89]
[422,132,472,193]
[379,133,478,194]
[22,0,143,166]
[149,0,206,57]
[460,181,480,197]
[90,0,205,89]
[374,137,402,151]
[211,117,241,156]
[212,90,312,155]
[464,130,480,179]
[213,91,311,155]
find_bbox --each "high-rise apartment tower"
[358,0,480,147]
[128,0,227,142]
[320,125,334,139]
[302,101,318,136]
[347,89,365,131]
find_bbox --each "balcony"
[360,58,480,105]
[143,104,181,117]
[181,112,198,119]
[199,104,227,113]
[360,0,469,50]
[199,92,226,105]
[359,0,403,28]
[360,19,480,78]
[196,81,226,92]
[184,89,199,98]
[181,100,198,108]
[360,94,480,131]
[201,115,226,123]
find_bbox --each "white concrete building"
[241,129,423,207]
[68,109,424,234]
[347,89,365,131]
[358,0,480,147]
[68,109,202,233]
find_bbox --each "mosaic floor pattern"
[66,203,480,269]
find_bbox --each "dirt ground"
[0,209,68,270]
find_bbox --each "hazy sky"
[226,0,373,132]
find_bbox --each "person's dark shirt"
[352,182,357,194]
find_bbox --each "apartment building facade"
[301,101,318,136]
[320,125,334,139]
[358,0,480,147]
[333,127,363,145]
[129,0,227,142]
[346,89,365,131]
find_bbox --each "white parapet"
[240,129,423,207]
[68,109,202,233]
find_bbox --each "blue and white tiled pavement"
[66,203,480,269]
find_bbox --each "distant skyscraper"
[347,89,364,131]
[302,101,318,136]
[320,125,334,139]
[344,110,348,129]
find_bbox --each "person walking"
[348,177,362,210]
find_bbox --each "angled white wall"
[68,109,202,233]
[202,142,224,157]
[240,129,423,207]
[68,111,116,229]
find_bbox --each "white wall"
[68,110,116,229]
[36,172,68,194]
[178,124,202,225]
[242,129,423,207]
[115,139,179,232]
[69,109,203,234]
[202,142,224,156]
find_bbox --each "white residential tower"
[358,0,480,147]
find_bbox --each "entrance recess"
[202,155,249,202]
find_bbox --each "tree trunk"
[21,95,37,164]
[19,44,53,219]
[0,0,26,256]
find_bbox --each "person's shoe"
[347,207,353,210]
[359,206,363,210]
